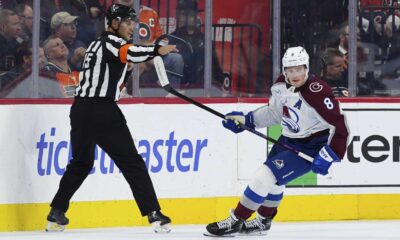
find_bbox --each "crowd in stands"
[1,0,400,98]
[0,0,231,98]
[284,0,400,96]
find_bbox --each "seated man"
[0,9,22,75]
[42,35,79,97]
[337,22,386,96]
[318,48,348,97]
[1,42,34,90]
[50,11,86,71]
[168,0,228,92]
[137,5,183,90]
[14,3,33,42]
[0,43,63,98]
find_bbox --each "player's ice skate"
[147,210,171,233]
[45,208,69,232]
[204,209,244,237]
[239,212,272,236]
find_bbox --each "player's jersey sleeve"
[252,95,282,128]
[251,77,286,128]
[301,79,349,159]
[104,34,158,63]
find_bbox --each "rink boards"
[0,99,399,231]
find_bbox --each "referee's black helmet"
[106,3,137,25]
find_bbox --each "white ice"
[0,220,399,240]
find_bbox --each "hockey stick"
[153,56,314,162]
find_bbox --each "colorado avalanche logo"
[309,82,323,92]
[282,117,300,133]
[272,159,284,170]
[281,106,300,133]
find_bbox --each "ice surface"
[0,220,399,240]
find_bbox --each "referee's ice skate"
[148,211,171,233]
[204,209,244,237]
[45,208,69,232]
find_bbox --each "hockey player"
[45,3,177,233]
[205,46,349,237]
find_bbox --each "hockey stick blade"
[154,56,170,88]
[153,56,313,162]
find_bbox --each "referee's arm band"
[119,44,133,64]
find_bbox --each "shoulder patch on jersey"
[305,76,335,97]
[309,82,323,92]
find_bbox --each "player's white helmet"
[282,46,309,83]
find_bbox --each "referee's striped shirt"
[75,32,159,101]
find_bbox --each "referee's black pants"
[51,97,161,216]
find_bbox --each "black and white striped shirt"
[75,32,159,101]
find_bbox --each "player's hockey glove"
[311,145,340,175]
[222,111,255,133]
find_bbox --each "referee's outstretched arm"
[118,43,178,63]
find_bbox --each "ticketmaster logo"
[36,128,208,176]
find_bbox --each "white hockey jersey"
[252,75,349,158]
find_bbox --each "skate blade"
[203,232,236,237]
[152,222,171,233]
[45,221,66,232]
[238,231,267,236]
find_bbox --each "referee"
[45,4,177,233]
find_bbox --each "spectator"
[169,0,228,91]
[357,10,386,45]
[0,44,64,98]
[14,3,32,41]
[0,0,14,9]
[1,41,33,88]
[138,5,163,43]
[136,5,184,91]
[90,0,121,37]
[337,22,385,95]
[51,11,86,70]
[0,9,22,74]
[338,22,377,70]
[381,14,400,61]
[42,35,79,97]
[338,23,360,62]
[41,0,101,45]
[318,48,348,97]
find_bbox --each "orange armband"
[119,44,133,63]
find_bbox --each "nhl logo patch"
[272,159,284,170]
